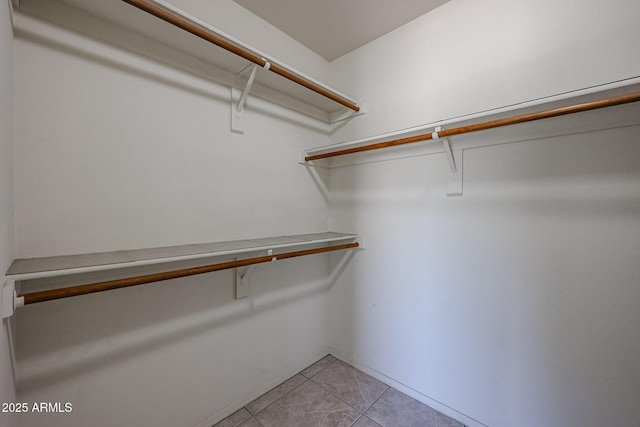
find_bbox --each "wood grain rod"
[305,91,640,161]
[121,0,360,112]
[20,242,359,305]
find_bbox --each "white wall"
[10,0,640,426]
[168,0,331,83]
[14,0,332,257]
[326,0,640,426]
[12,4,334,427]
[329,116,640,427]
[0,0,17,426]
[329,0,640,142]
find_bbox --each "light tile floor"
[213,355,465,427]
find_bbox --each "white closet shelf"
[0,232,359,317]
[6,232,358,281]
[16,0,361,121]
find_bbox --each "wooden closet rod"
[122,0,360,112]
[305,91,640,161]
[19,242,359,305]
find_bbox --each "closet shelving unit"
[305,91,640,162]
[1,1,366,318]
[16,0,362,123]
[123,0,359,112]
[303,86,640,196]
[2,233,360,317]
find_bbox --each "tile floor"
[213,355,465,427]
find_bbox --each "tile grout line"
[359,385,390,426]
[217,354,464,427]
[269,355,371,421]
[221,355,393,427]
[308,357,391,415]
[353,365,390,413]
[249,354,338,419]
[247,377,308,418]
[308,375,365,415]
[307,359,360,412]
[301,354,339,379]
[249,415,265,427]
[350,414,383,427]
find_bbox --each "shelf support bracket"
[237,64,258,113]
[231,64,259,134]
[1,280,23,320]
[433,126,456,174]
[432,127,463,196]
[235,249,272,299]
[446,148,463,196]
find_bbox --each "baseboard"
[328,348,489,427]
[192,348,490,427]
[192,350,331,427]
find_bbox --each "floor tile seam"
[246,374,310,415]
[349,414,364,427]
[242,356,380,424]
[248,415,265,427]
[369,382,467,427]
[350,414,383,427]
[309,363,391,414]
[301,355,340,379]
[362,385,391,419]
[352,371,390,407]
[211,407,252,427]
[245,375,300,415]
[246,355,337,416]
[307,375,370,416]
[310,376,359,410]
[248,377,312,418]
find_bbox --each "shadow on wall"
[328,122,640,427]
[14,249,356,395]
[15,26,230,105]
[16,10,335,136]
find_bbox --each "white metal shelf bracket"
[231,64,259,134]
[447,148,463,196]
[432,127,463,196]
[235,267,250,299]
[237,64,258,113]
[433,127,456,173]
[235,249,273,299]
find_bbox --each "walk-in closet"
[1,1,639,426]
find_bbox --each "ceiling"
[233,0,450,61]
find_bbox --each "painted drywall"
[13,12,330,257]
[18,0,339,121]
[0,0,17,426]
[10,0,640,426]
[325,0,640,426]
[328,114,640,427]
[12,5,335,427]
[329,0,640,142]
[168,0,331,83]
